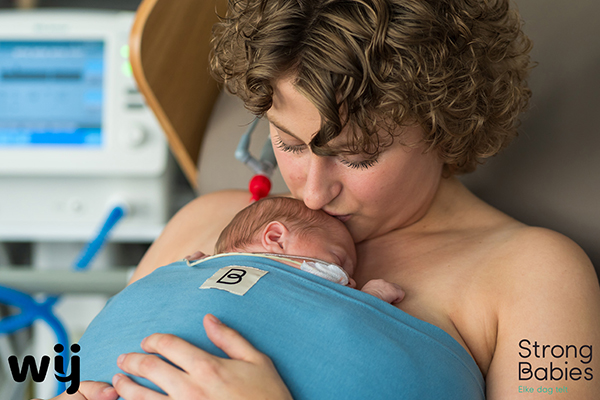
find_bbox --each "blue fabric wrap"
[78,255,485,399]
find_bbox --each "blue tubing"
[234,118,260,164]
[73,205,127,271]
[0,204,127,396]
[0,287,68,393]
[0,286,38,334]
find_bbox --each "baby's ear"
[261,221,289,253]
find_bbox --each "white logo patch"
[200,266,268,296]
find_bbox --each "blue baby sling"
[78,254,485,399]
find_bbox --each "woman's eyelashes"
[338,158,379,170]
[273,135,305,154]
[273,133,379,170]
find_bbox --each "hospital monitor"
[0,10,167,176]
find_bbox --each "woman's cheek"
[274,151,305,190]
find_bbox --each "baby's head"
[215,197,356,276]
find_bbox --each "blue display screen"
[0,41,104,146]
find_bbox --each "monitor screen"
[0,40,104,147]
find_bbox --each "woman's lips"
[335,215,351,222]
[324,211,351,222]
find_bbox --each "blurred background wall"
[461,0,600,276]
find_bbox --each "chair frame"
[129,0,227,189]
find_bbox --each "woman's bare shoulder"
[130,190,252,283]
[493,225,596,280]
[482,224,599,311]
[484,225,600,399]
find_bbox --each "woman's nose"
[302,155,341,210]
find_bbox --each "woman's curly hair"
[210,0,533,174]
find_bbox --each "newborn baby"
[188,196,405,303]
[75,197,404,398]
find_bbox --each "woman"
[59,0,600,398]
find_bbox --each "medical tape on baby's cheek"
[200,266,268,295]
[300,261,349,285]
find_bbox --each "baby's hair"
[215,197,331,253]
[211,0,533,174]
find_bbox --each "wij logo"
[7,343,80,394]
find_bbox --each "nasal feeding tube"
[235,118,277,202]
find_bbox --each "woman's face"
[267,78,444,243]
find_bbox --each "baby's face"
[287,216,357,276]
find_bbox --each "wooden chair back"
[129,0,227,189]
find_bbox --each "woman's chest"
[353,230,488,288]
[353,232,500,373]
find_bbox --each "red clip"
[249,175,272,202]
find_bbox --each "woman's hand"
[113,314,293,400]
[45,381,118,400]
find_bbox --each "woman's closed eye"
[338,157,379,170]
[274,133,379,170]
[273,134,306,154]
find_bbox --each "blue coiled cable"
[0,204,127,396]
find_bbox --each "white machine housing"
[0,10,171,242]
[0,11,175,399]
[0,10,167,176]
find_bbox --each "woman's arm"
[129,190,251,284]
[486,228,600,399]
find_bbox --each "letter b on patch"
[216,268,246,285]
[200,266,268,295]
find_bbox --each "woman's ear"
[261,221,290,254]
